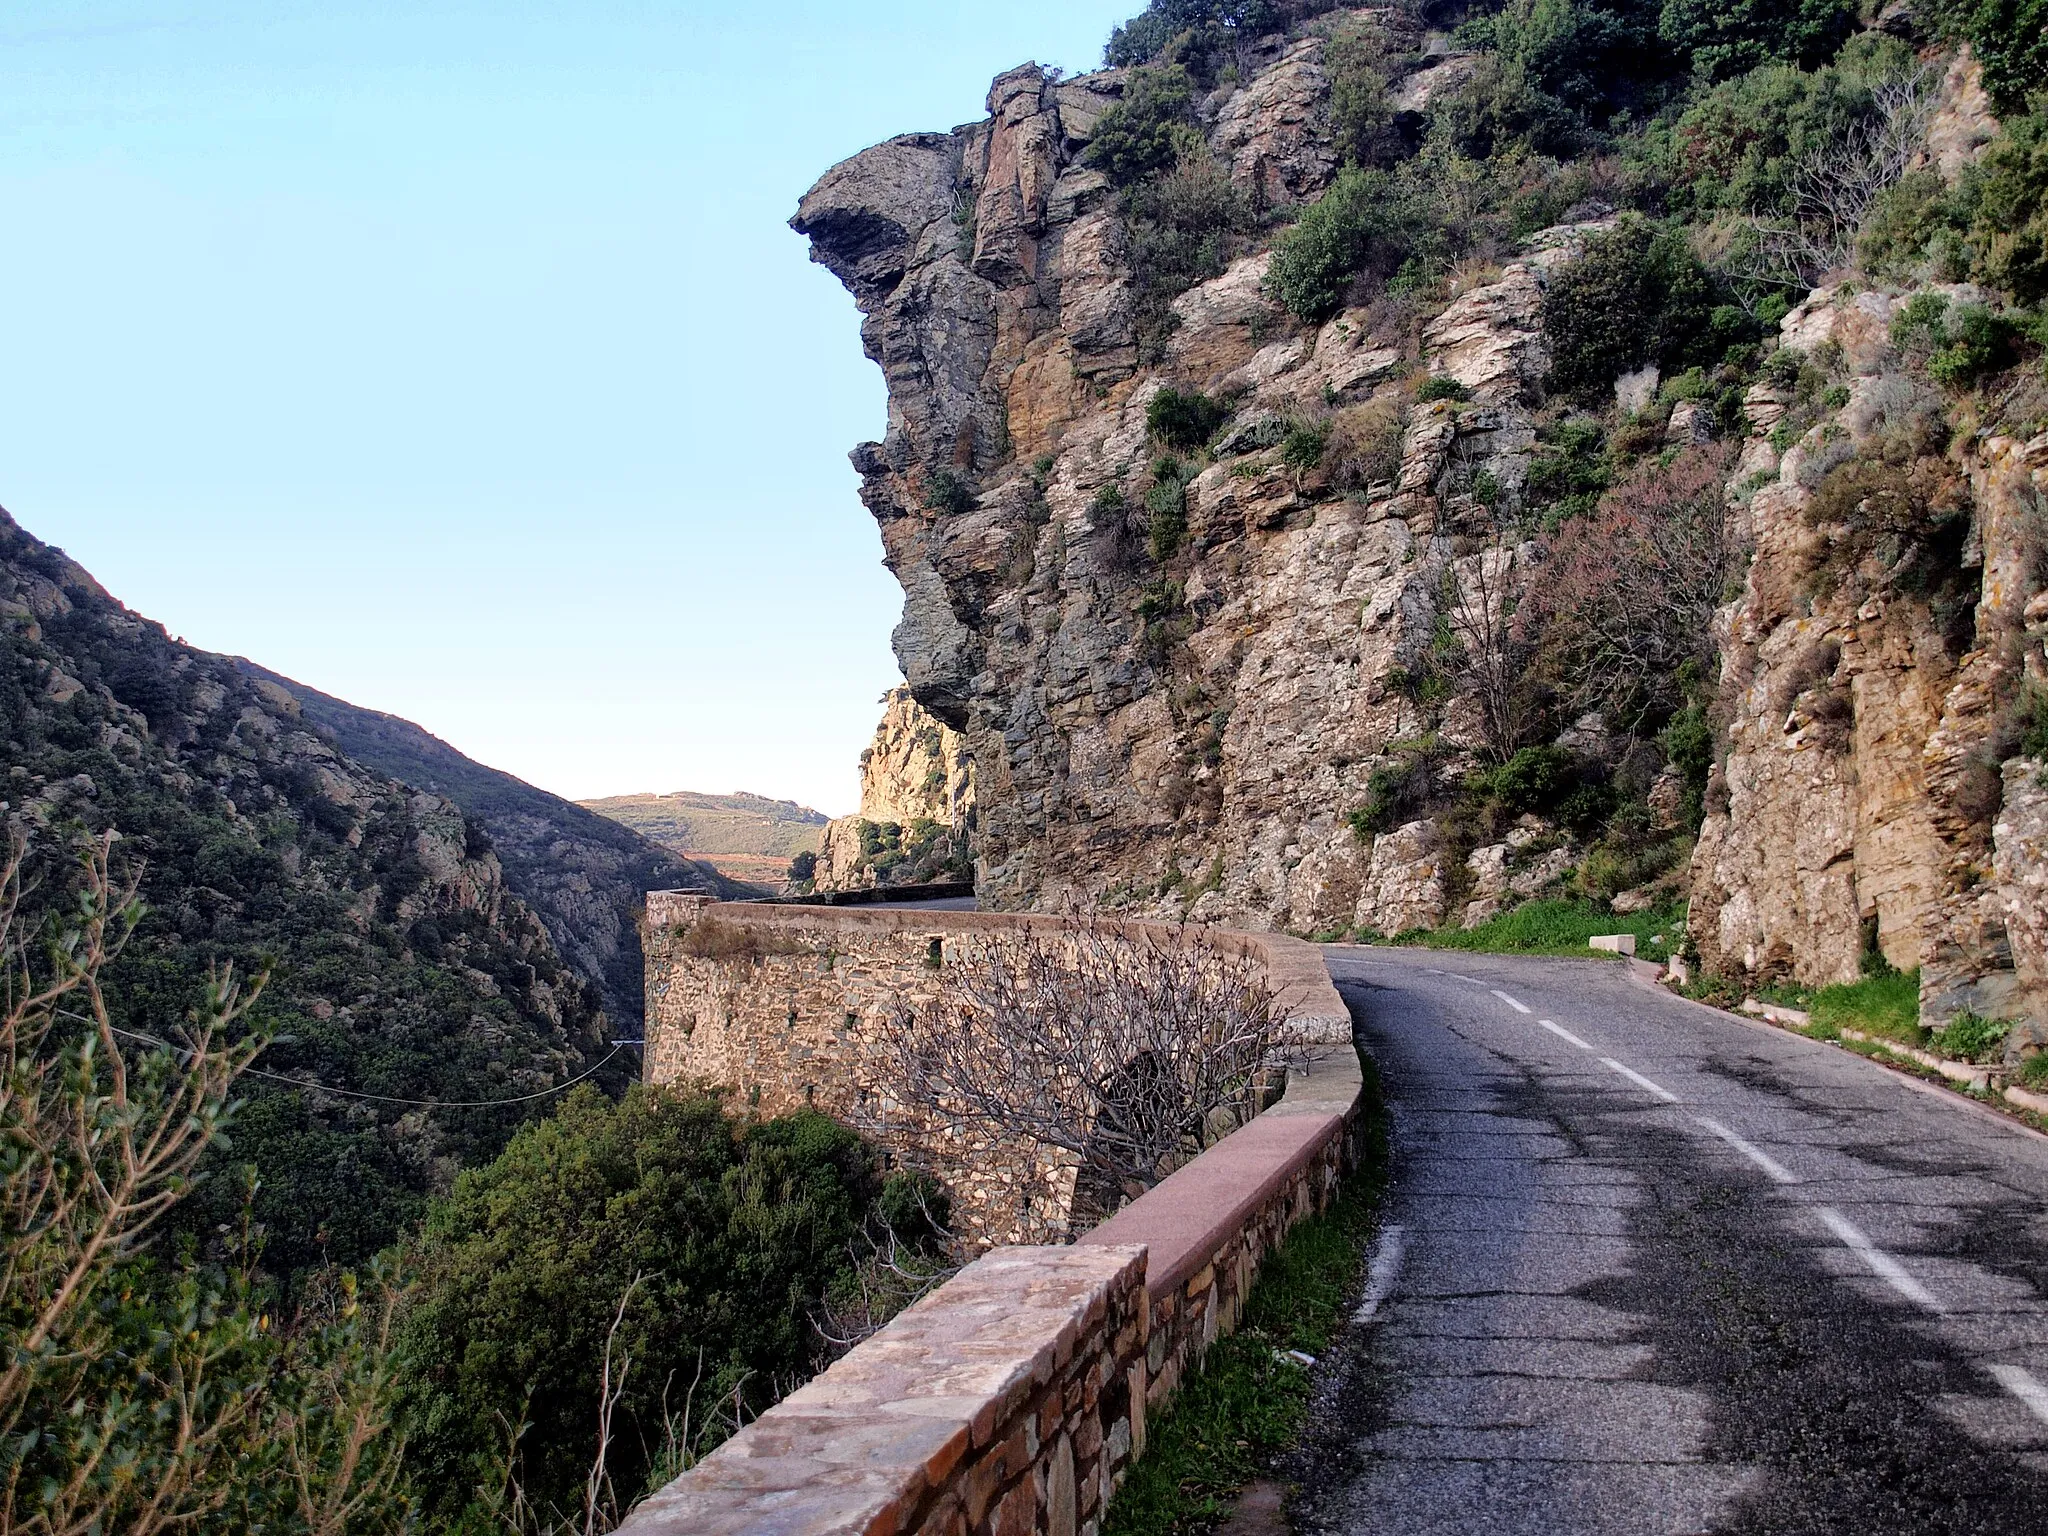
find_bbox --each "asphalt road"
[1292,946,2048,1535]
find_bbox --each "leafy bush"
[1415,373,1472,403]
[1084,65,1197,186]
[1104,0,1286,71]
[1934,0,2048,110]
[1267,166,1430,322]
[1475,0,1669,129]
[1472,745,1583,815]
[1280,419,1330,470]
[1524,416,1611,522]
[1147,386,1231,450]
[921,467,976,516]
[1146,462,1191,560]
[1657,0,1856,80]
[1543,216,1716,399]
[1325,12,1398,166]
[395,1087,912,1530]
[1433,53,1583,160]
[1122,133,1258,356]
[786,849,817,883]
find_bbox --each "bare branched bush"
[0,827,412,1535]
[1520,445,1739,729]
[1439,537,1534,761]
[1731,63,1939,290]
[884,923,1295,1233]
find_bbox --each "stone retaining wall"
[621,898,1365,1536]
[640,895,1349,1246]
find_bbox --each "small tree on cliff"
[883,922,1294,1232]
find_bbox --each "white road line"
[1815,1207,1945,1313]
[1353,1222,1408,1324]
[1599,1057,1681,1102]
[1491,989,1532,1014]
[1692,1115,1799,1185]
[1448,973,1483,986]
[1539,1019,1591,1049]
[1987,1364,2048,1427]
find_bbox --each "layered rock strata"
[793,33,1595,933]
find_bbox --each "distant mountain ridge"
[233,662,748,1030]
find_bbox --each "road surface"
[1294,945,2048,1535]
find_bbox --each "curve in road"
[1295,945,2048,1535]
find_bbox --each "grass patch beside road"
[1365,898,1685,962]
[1803,969,1924,1045]
[1105,1059,1387,1536]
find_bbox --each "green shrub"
[2019,689,2048,759]
[1657,0,1857,80]
[1477,0,1668,129]
[1933,0,2048,110]
[1122,133,1258,356]
[395,1087,918,1530]
[1895,293,2021,387]
[1084,65,1197,186]
[1326,13,1397,166]
[1146,472,1190,560]
[1937,1010,2013,1063]
[1526,416,1611,522]
[1544,216,1717,400]
[1280,420,1330,470]
[1267,166,1429,322]
[921,467,975,516]
[1415,373,1472,403]
[1104,1,1285,72]
[1472,745,1581,814]
[1147,386,1231,450]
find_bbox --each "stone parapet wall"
[640,896,1349,1246]
[616,1040,1366,1536]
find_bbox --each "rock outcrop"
[794,32,1588,931]
[797,24,2043,1038]
[811,687,976,891]
[1688,284,2048,1027]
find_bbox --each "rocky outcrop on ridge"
[796,21,2045,1039]
[812,686,976,891]
[792,31,1603,931]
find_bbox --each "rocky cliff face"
[793,30,1604,930]
[812,686,975,891]
[1689,285,2048,1029]
[796,21,2045,1037]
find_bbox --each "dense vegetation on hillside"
[0,511,623,1286]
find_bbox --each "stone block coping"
[1079,1047,1362,1299]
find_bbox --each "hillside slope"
[0,508,615,1281]
[578,788,826,885]
[236,661,741,1029]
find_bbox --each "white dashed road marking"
[1538,1018,1590,1049]
[1987,1363,2048,1427]
[1490,989,1532,1014]
[1815,1206,1946,1313]
[1692,1115,1799,1185]
[1599,1057,1681,1103]
[1354,1222,1407,1324]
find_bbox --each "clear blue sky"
[0,1,1133,815]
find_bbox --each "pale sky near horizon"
[0,1,1134,816]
